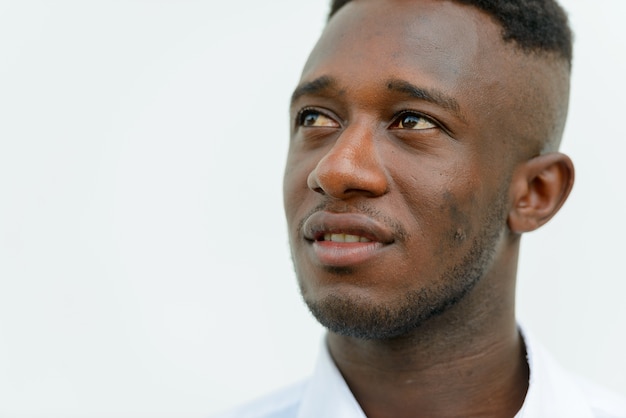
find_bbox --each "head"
[283,0,574,340]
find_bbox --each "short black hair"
[328,0,573,65]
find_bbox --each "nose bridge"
[307,120,388,198]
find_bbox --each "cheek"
[394,160,482,246]
[439,189,477,245]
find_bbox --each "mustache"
[296,200,409,242]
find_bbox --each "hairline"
[327,0,573,69]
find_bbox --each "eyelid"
[390,110,455,136]
[390,110,437,128]
[295,106,341,128]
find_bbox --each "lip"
[302,211,395,267]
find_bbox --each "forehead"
[298,0,529,128]
[301,0,508,90]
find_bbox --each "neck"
[326,242,528,418]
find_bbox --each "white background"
[0,1,624,417]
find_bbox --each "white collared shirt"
[215,330,626,418]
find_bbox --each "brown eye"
[391,113,436,130]
[298,109,339,127]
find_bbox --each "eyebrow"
[290,76,336,105]
[386,79,464,120]
[290,76,466,122]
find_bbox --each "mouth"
[304,211,395,244]
[302,211,394,267]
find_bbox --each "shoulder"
[211,380,309,418]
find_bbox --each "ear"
[507,152,575,233]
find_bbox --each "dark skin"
[284,1,574,417]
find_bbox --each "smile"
[302,211,394,267]
[303,211,395,244]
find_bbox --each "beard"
[298,191,508,341]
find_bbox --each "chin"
[303,285,471,340]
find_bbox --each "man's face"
[284,0,548,339]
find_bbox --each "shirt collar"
[296,327,597,418]
[514,327,596,418]
[297,337,366,418]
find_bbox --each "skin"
[283,0,574,417]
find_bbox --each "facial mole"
[454,228,466,242]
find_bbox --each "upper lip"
[302,211,395,244]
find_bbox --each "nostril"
[307,171,326,195]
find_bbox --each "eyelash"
[295,107,336,127]
[390,110,438,129]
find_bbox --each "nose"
[307,125,389,199]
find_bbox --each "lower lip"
[310,241,386,267]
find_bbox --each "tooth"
[330,233,344,242]
[345,234,360,243]
[322,233,372,242]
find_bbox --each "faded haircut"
[328,0,573,66]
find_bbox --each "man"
[219,0,626,416]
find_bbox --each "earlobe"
[507,153,575,233]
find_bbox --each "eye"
[297,109,339,128]
[390,112,436,130]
